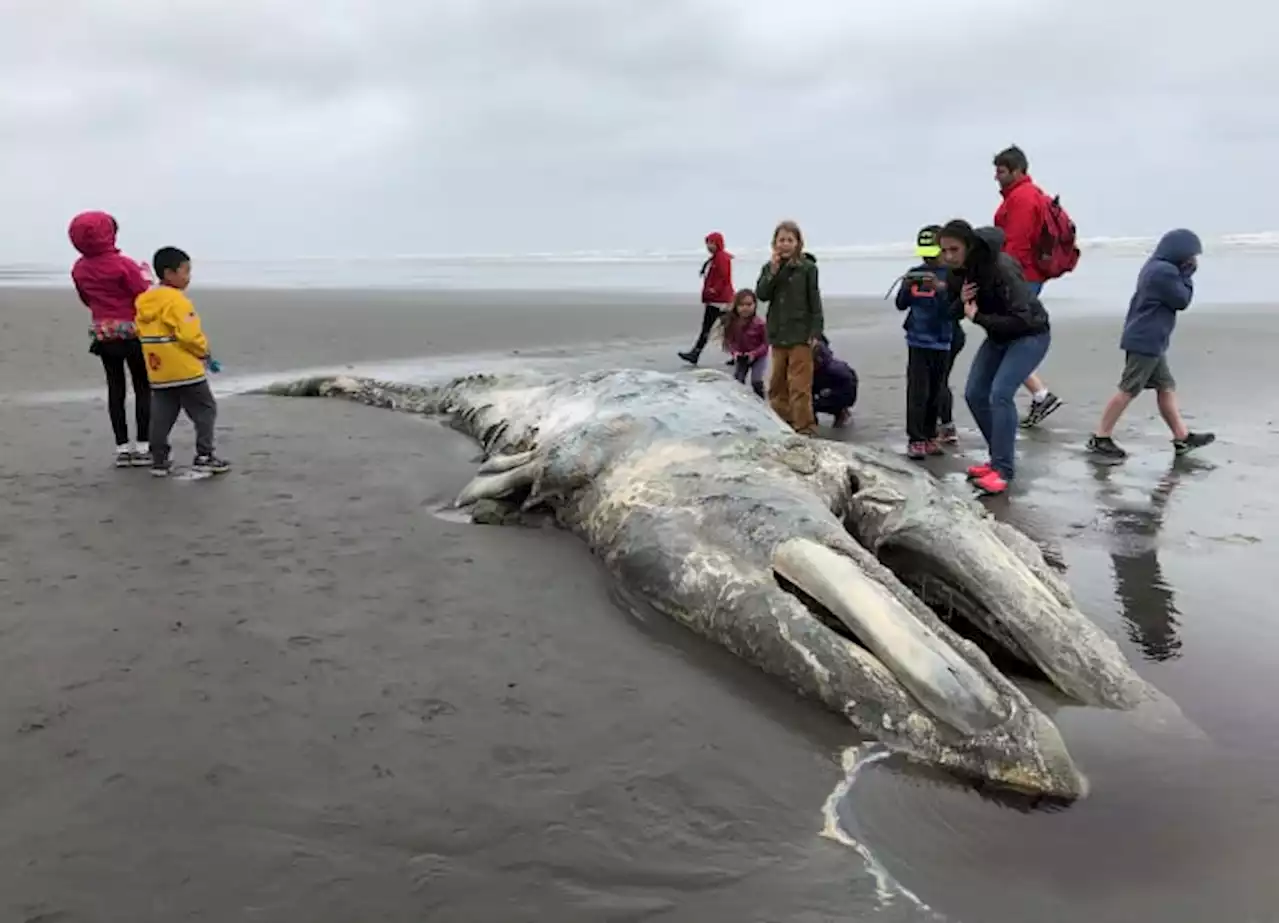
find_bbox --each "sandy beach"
[1,285,1276,923]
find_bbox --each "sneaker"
[1021,392,1063,428]
[906,441,929,460]
[1086,434,1128,460]
[1173,431,1215,457]
[193,454,231,474]
[966,462,994,480]
[114,445,132,468]
[130,441,152,466]
[833,408,852,428]
[677,350,700,365]
[973,470,1009,496]
[150,460,172,478]
[925,439,945,456]
[938,423,958,445]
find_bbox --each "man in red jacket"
[993,146,1063,427]
[679,231,734,365]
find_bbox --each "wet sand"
[1,285,1276,922]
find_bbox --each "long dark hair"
[719,289,757,350]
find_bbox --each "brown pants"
[768,344,816,433]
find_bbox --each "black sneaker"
[193,454,231,474]
[1087,435,1127,459]
[677,350,700,365]
[150,460,173,478]
[1021,392,1063,428]
[1173,432,1215,457]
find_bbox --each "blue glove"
[207,358,222,374]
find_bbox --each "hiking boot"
[833,408,852,428]
[1021,392,1063,428]
[114,445,133,468]
[130,441,152,467]
[906,441,929,460]
[1087,435,1127,460]
[150,459,172,478]
[193,454,231,474]
[677,350,700,365]
[966,461,994,480]
[973,470,1009,496]
[1173,431,1215,457]
[937,423,958,445]
[925,439,945,456]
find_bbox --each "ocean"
[6,232,1277,305]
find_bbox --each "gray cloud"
[2,0,1275,261]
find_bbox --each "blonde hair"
[772,220,805,261]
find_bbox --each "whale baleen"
[262,368,1168,800]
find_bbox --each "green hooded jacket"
[755,253,824,347]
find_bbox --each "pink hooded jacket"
[69,211,151,329]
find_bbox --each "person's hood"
[973,225,1006,255]
[804,252,817,264]
[1151,228,1202,266]
[68,211,119,257]
[705,231,733,258]
[135,284,181,323]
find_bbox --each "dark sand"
[1,286,1276,923]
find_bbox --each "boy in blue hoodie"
[895,225,954,459]
[1087,228,1215,459]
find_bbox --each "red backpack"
[1034,194,1080,280]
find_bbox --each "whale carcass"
[263,368,1164,799]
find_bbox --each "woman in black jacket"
[937,219,1051,496]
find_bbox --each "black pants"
[689,303,724,355]
[937,327,966,426]
[906,346,952,441]
[94,338,151,446]
[150,380,217,464]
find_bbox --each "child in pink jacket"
[720,289,768,399]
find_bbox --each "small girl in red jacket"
[678,231,735,365]
[69,210,155,467]
[720,289,768,398]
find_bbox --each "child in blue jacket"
[895,226,954,459]
[1087,228,1215,459]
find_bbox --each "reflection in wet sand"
[1092,464,1189,662]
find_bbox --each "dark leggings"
[938,326,966,425]
[96,338,151,445]
[690,303,724,355]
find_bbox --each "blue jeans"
[965,331,1051,480]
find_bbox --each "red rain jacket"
[993,175,1049,284]
[69,211,150,324]
[701,231,735,305]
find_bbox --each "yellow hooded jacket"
[135,286,210,388]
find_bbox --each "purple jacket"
[813,340,858,407]
[724,314,768,360]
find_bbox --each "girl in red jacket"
[678,231,734,365]
[719,289,768,398]
[68,210,154,467]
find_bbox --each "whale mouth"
[770,538,1009,738]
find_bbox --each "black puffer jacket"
[947,224,1050,344]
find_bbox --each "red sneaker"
[926,439,945,456]
[938,423,958,445]
[973,470,1009,496]
[966,462,994,479]
[906,441,929,460]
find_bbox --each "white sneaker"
[131,441,152,467]
[114,445,132,468]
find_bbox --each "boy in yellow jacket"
[135,247,230,476]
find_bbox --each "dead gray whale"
[263,368,1166,799]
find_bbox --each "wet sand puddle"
[832,421,1278,922]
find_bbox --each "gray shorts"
[1118,352,1175,396]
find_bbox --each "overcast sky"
[3,0,1276,261]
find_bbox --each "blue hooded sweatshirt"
[894,264,952,350]
[1120,229,1202,357]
